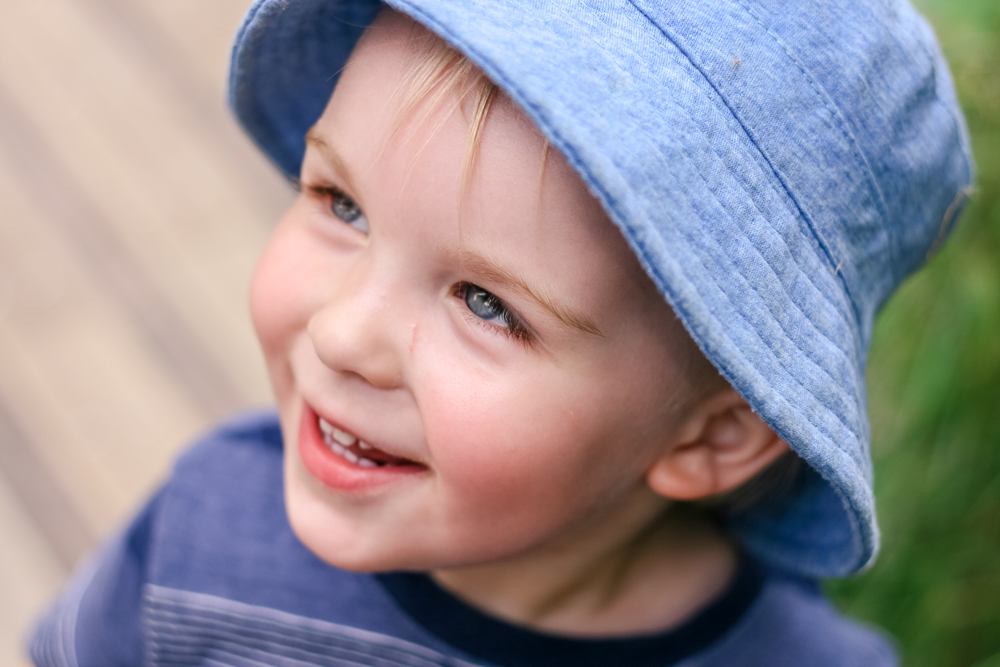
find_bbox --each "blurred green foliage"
[824,1,1000,665]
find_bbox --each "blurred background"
[0,0,995,664]
[0,0,286,659]
[825,1,1000,665]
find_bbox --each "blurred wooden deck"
[0,0,292,659]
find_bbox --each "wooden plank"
[0,0,294,656]
[0,395,95,569]
[0,473,66,666]
[83,0,290,205]
[0,133,210,538]
[0,0,286,409]
[0,83,250,420]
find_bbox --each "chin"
[283,485,414,573]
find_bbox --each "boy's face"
[251,10,701,572]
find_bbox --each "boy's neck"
[431,504,737,637]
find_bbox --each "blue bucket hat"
[228,0,974,577]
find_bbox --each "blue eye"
[463,284,508,325]
[306,184,370,233]
[330,191,369,233]
[459,283,531,344]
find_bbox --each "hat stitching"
[654,195,865,451]
[611,173,868,464]
[661,225,865,463]
[626,0,875,342]
[730,0,896,286]
[672,119,863,375]
[649,273,870,574]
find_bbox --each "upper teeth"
[318,417,380,466]
[319,417,357,446]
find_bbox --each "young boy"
[30,0,973,664]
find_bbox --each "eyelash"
[456,282,533,345]
[303,183,368,231]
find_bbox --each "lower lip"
[297,404,424,492]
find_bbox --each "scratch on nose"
[410,322,418,355]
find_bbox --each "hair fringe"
[393,32,500,207]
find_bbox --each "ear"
[646,389,790,500]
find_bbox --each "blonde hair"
[394,30,502,197]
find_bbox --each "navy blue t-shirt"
[30,412,897,666]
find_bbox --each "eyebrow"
[305,129,359,195]
[457,252,604,338]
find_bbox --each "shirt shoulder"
[689,571,898,667]
[28,412,286,666]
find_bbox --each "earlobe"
[646,389,789,501]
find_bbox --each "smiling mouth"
[317,417,418,468]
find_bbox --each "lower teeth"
[324,435,383,467]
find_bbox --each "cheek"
[419,362,632,530]
[249,230,309,358]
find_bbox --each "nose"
[308,264,408,390]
